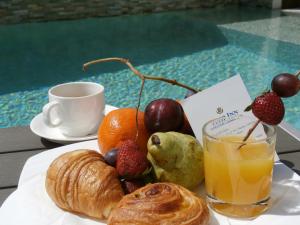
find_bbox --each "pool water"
[0,7,299,130]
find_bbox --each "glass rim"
[202,114,276,144]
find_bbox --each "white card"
[181,74,279,161]
[181,75,252,144]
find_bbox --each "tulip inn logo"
[212,109,239,129]
[216,107,223,114]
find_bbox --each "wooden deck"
[0,124,300,206]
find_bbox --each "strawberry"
[116,140,149,178]
[252,92,285,125]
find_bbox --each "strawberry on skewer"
[252,92,285,125]
[243,72,299,144]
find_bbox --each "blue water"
[0,7,299,129]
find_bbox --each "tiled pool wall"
[239,0,274,8]
[0,22,299,128]
[1,0,253,24]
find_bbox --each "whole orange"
[98,108,150,155]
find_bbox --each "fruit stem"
[135,78,145,142]
[238,119,261,150]
[83,57,200,142]
[83,57,200,93]
[151,135,161,145]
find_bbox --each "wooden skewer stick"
[238,119,261,150]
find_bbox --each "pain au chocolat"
[108,182,209,225]
[45,149,124,219]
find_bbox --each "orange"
[98,108,150,155]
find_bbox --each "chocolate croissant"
[108,182,209,225]
[46,149,124,219]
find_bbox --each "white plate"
[1,140,300,225]
[30,105,117,144]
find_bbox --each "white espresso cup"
[42,82,105,137]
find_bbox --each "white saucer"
[30,105,117,144]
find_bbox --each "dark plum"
[144,98,184,133]
[180,114,195,136]
[104,148,118,167]
[271,73,300,98]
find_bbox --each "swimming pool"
[0,7,299,130]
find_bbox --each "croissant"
[46,149,124,219]
[108,182,209,225]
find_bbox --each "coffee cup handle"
[43,101,62,127]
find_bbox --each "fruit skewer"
[243,72,300,145]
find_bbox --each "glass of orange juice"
[202,114,276,218]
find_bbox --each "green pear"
[147,132,204,189]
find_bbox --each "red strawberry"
[121,179,145,194]
[252,92,285,125]
[116,140,149,178]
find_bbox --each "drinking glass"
[202,114,276,218]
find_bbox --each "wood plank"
[279,152,300,175]
[0,126,62,153]
[276,125,300,153]
[0,187,16,207]
[0,124,299,154]
[0,149,44,188]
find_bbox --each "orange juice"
[204,136,275,218]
